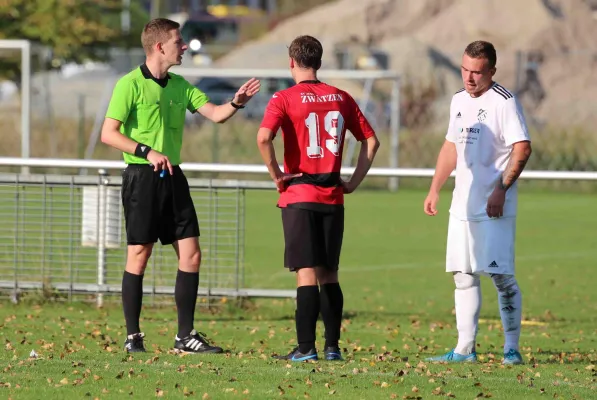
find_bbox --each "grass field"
[1,188,596,399]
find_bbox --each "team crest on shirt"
[477,109,487,122]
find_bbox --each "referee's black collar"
[140,63,170,87]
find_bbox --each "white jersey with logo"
[446,82,531,221]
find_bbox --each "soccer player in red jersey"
[257,35,380,361]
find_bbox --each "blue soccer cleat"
[426,348,477,363]
[502,349,524,365]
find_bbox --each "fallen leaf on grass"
[432,387,444,395]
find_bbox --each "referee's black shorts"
[121,164,200,245]
[281,204,344,271]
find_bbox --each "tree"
[0,0,143,80]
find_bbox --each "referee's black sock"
[320,283,344,348]
[296,285,320,354]
[122,271,144,335]
[175,269,199,338]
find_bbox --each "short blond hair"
[141,18,180,54]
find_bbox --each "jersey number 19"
[305,111,345,158]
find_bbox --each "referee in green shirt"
[100,18,260,354]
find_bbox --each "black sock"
[122,271,144,335]
[296,285,320,353]
[175,270,199,338]
[320,283,344,348]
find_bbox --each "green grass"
[1,188,596,399]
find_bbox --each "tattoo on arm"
[500,146,531,190]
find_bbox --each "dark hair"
[141,18,180,54]
[464,40,497,69]
[288,35,323,70]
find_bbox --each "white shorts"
[446,214,516,276]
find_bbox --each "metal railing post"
[96,169,108,307]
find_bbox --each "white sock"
[493,276,522,353]
[454,285,481,355]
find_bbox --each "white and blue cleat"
[502,349,524,365]
[426,349,477,363]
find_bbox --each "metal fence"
[1,158,596,306]
[0,169,261,306]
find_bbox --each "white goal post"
[0,40,31,174]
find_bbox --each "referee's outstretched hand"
[232,78,261,106]
[147,150,174,176]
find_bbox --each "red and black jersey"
[260,80,375,207]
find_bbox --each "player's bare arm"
[101,118,140,154]
[486,140,532,218]
[256,127,302,192]
[341,135,380,194]
[197,78,261,123]
[424,140,457,216]
[101,117,173,174]
[500,141,532,190]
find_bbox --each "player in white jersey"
[423,41,532,365]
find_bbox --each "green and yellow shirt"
[106,64,209,165]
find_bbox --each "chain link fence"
[0,171,252,305]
